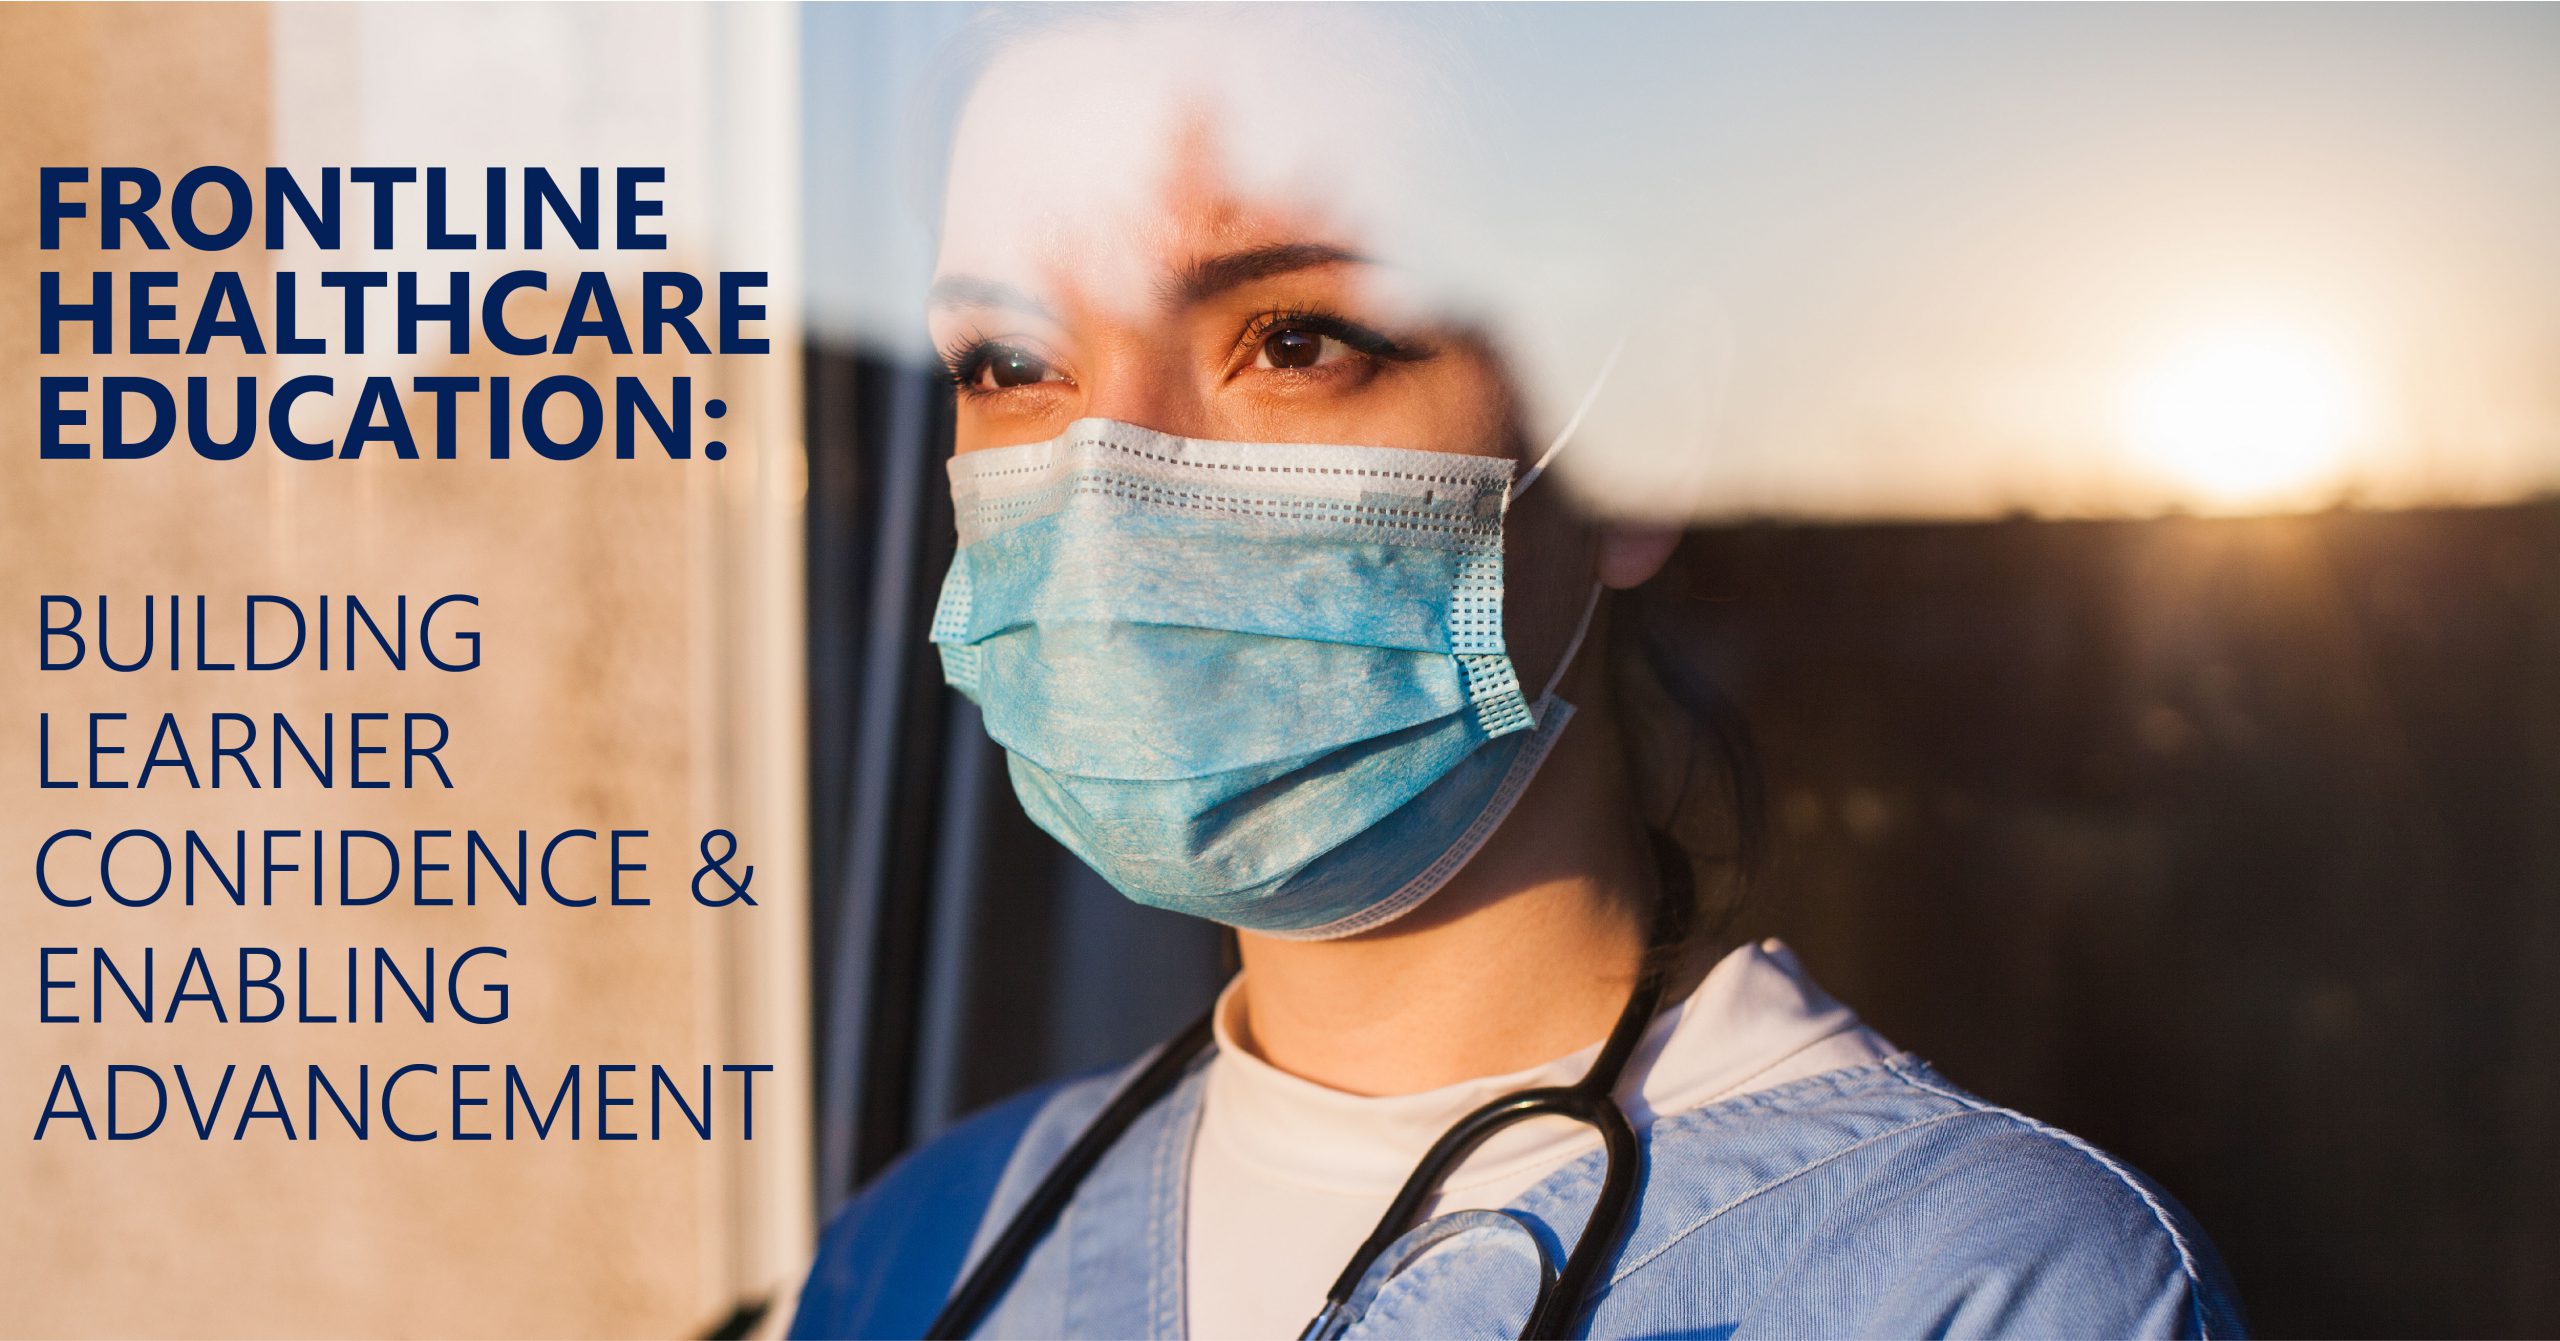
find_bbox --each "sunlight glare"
[2124,327,2367,513]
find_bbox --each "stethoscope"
[925,834,1694,1341]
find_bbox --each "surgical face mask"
[930,381,1608,938]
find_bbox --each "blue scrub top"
[791,1050,2245,1339]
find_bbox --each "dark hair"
[1608,559,1769,953]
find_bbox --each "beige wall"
[0,6,810,1337]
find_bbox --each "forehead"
[935,12,1445,312]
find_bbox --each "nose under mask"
[930,384,1607,938]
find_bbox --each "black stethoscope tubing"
[926,840,1691,1341]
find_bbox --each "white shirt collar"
[1199,938,1894,1197]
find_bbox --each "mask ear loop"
[1510,334,1627,501]
[1540,578,1605,705]
[1510,335,1626,708]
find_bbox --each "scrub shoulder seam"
[1876,1055,2217,1340]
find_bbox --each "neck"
[1228,690,1657,1095]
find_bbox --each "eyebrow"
[928,242,1371,319]
[927,273,1053,317]
[1164,242,1369,307]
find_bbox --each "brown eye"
[1263,328,1324,369]
[984,346,1058,389]
[1255,325,1349,371]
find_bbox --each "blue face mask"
[930,416,1599,939]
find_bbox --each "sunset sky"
[800,4,2560,521]
[285,2,2560,521]
[1440,5,2560,517]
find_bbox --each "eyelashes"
[1236,308,1435,366]
[935,335,983,389]
[937,336,1058,396]
[936,306,1434,400]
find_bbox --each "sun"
[2123,327,2367,512]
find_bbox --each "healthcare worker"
[793,8,2245,1339]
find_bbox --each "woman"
[795,8,2243,1338]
